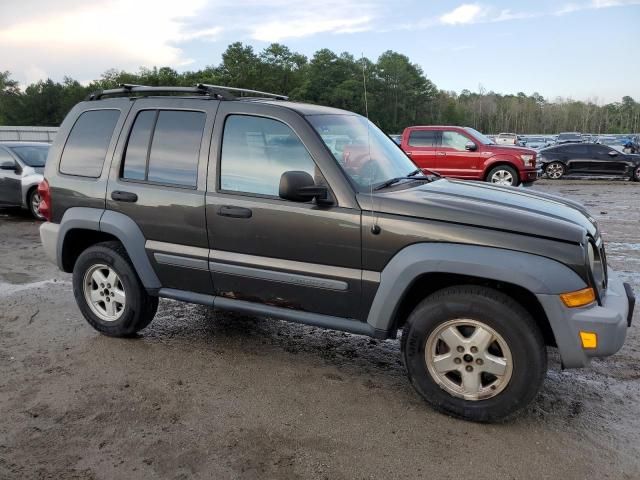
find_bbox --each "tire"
[545,161,565,180]
[72,241,158,337]
[28,187,45,220]
[633,165,640,182]
[486,165,518,186]
[401,285,547,422]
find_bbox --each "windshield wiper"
[374,172,435,191]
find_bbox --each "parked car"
[596,135,631,153]
[557,132,582,144]
[0,141,49,219]
[39,84,634,422]
[495,133,518,145]
[400,126,538,186]
[388,134,402,145]
[522,136,551,150]
[539,143,640,180]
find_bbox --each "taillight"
[37,179,51,222]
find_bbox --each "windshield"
[464,127,495,145]
[307,115,418,191]
[8,145,49,167]
[558,133,581,141]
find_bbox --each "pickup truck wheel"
[487,165,518,186]
[545,162,565,180]
[401,285,546,422]
[72,241,158,337]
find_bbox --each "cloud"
[440,4,485,25]
[556,0,640,15]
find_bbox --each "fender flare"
[365,243,587,332]
[57,207,161,289]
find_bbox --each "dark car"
[556,132,583,144]
[0,141,50,219]
[540,143,640,180]
[38,84,634,422]
[400,126,538,186]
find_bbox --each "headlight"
[520,154,535,167]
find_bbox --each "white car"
[495,133,518,145]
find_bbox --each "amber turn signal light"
[579,331,598,349]
[560,287,596,308]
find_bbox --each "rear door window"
[59,109,120,177]
[121,110,205,188]
[408,130,438,147]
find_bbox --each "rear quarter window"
[59,109,120,178]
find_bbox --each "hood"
[487,144,535,156]
[358,179,596,244]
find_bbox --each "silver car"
[0,142,49,219]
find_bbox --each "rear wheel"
[72,241,158,336]
[28,188,45,220]
[401,286,547,422]
[487,165,518,186]
[545,162,565,180]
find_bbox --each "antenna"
[361,53,380,235]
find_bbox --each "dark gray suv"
[39,84,635,422]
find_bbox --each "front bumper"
[537,270,634,368]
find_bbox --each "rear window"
[408,130,438,147]
[59,109,120,177]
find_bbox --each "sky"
[1,0,639,103]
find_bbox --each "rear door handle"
[111,191,138,203]
[218,205,252,218]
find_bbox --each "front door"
[0,147,22,206]
[588,144,628,175]
[436,129,482,178]
[206,104,362,319]
[106,98,219,294]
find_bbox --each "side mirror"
[464,141,477,151]
[608,150,619,157]
[279,171,330,203]
[0,160,16,171]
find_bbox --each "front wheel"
[545,161,565,180]
[401,286,546,422]
[72,241,158,337]
[633,165,640,182]
[486,165,518,186]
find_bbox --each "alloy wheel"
[489,169,514,186]
[546,162,564,179]
[425,319,513,401]
[83,264,126,322]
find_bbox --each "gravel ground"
[0,179,638,480]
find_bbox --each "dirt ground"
[0,179,638,480]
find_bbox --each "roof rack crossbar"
[196,84,288,100]
[85,84,229,101]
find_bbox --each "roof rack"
[196,84,288,100]
[86,83,288,101]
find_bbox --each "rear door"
[402,129,440,171]
[436,129,482,178]
[0,146,22,205]
[106,98,219,295]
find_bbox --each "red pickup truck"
[400,126,539,186]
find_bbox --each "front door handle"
[218,205,252,218]
[436,152,446,156]
[111,191,138,203]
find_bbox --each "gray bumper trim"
[537,269,630,368]
[39,222,60,266]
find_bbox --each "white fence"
[0,126,58,143]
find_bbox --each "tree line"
[1,42,639,134]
